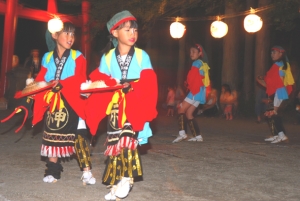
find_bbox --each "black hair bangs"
[117,20,138,30]
[62,22,76,33]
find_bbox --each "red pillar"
[0,0,18,97]
[47,0,58,13]
[81,1,90,70]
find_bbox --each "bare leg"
[49,157,58,163]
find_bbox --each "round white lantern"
[48,18,63,33]
[244,14,263,33]
[210,20,228,38]
[170,22,186,39]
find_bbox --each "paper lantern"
[48,18,63,33]
[210,20,228,38]
[244,14,263,33]
[170,22,186,39]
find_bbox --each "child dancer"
[220,84,236,120]
[84,10,157,200]
[166,85,175,116]
[263,46,294,143]
[172,44,210,143]
[33,20,95,184]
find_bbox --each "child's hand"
[262,98,270,104]
[122,82,132,94]
[52,81,63,92]
[81,93,91,98]
[123,82,130,88]
[52,80,59,87]
[257,75,264,80]
[80,80,92,90]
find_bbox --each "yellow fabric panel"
[279,63,295,86]
[46,51,53,63]
[283,63,295,86]
[199,61,210,87]
[134,47,142,67]
[105,48,115,72]
[71,49,76,60]
[44,91,65,113]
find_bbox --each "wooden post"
[0,0,18,97]
[47,0,58,13]
[176,9,186,88]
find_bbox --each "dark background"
[1,1,300,98]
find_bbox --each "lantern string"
[160,4,273,22]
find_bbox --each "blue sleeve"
[99,54,111,76]
[42,53,55,82]
[279,70,285,77]
[192,60,204,75]
[41,53,47,67]
[141,50,153,70]
[192,60,202,69]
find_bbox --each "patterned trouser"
[102,148,142,185]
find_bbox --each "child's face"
[190,47,201,61]
[112,21,138,48]
[271,50,282,61]
[53,30,75,51]
[31,50,39,57]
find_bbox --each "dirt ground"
[0,109,300,201]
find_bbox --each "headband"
[271,46,285,53]
[195,44,202,53]
[107,10,137,33]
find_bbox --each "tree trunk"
[177,10,186,88]
[243,0,256,101]
[222,0,241,90]
[254,0,271,94]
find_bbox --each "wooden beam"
[0,0,18,97]
[0,1,82,26]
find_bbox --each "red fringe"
[41,145,75,158]
[104,136,138,156]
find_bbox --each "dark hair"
[192,44,202,53]
[271,46,288,70]
[167,84,175,90]
[222,84,231,94]
[189,43,209,64]
[59,22,76,34]
[116,20,138,30]
[102,20,138,55]
[281,52,288,70]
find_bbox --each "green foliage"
[70,0,205,39]
[70,0,299,37]
[271,0,300,31]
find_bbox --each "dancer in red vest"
[262,46,294,143]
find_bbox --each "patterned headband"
[195,44,202,52]
[272,46,285,53]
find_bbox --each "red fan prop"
[80,85,123,93]
[14,82,55,99]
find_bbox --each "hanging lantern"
[48,17,63,33]
[170,21,186,39]
[244,14,263,33]
[210,19,228,38]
